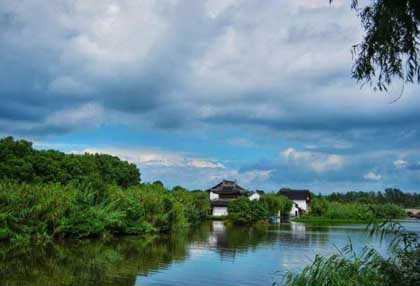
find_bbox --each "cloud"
[82,147,225,169]
[394,160,409,170]
[364,172,382,181]
[1,0,420,139]
[282,148,344,173]
[1,0,420,192]
[72,146,273,189]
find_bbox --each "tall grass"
[0,181,210,243]
[297,198,405,225]
[282,221,420,286]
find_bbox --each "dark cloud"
[1,0,420,191]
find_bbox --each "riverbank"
[292,217,381,225]
[0,182,210,243]
[294,198,406,226]
[6,220,416,286]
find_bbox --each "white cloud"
[82,147,225,169]
[74,146,273,189]
[394,159,408,170]
[364,172,382,181]
[282,148,344,172]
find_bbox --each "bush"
[0,182,210,242]
[310,197,330,216]
[301,200,405,224]
[259,194,292,216]
[228,197,269,225]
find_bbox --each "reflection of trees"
[206,222,331,259]
[278,223,330,247]
[0,222,335,285]
[0,229,209,286]
[207,221,280,259]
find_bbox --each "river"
[1,220,419,286]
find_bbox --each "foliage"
[331,0,420,90]
[0,182,210,242]
[228,197,269,225]
[299,200,405,224]
[228,195,292,225]
[282,221,420,286]
[0,136,140,187]
[326,188,420,208]
[309,197,330,216]
[259,194,292,216]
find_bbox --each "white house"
[207,180,261,216]
[277,189,312,217]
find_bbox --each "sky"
[1,0,420,193]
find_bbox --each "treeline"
[0,136,140,187]
[0,181,210,242]
[325,188,420,208]
[297,197,405,224]
[228,194,292,225]
[0,136,212,243]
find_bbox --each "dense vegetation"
[326,188,420,208]
[228,195,292,225]
[297,197,405,224]
[283,221,420,286]
[0,136,140,187]
[0,181,210,243]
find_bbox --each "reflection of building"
[277,189,311,217]
[207,180,261,216]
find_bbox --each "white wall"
[209,191,219,200]
[289,200,308,217]
[212,206,228,216]
[294,200,308,211]
[249,193,260,201]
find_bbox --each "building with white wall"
[207,180,261,216]
[277,189,312,217]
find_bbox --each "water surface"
[1,220,419,286]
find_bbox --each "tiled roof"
[207,180,248,195]
[278,189,311,200]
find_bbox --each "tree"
[310,197,330,216]
[333,0,420,91]
[259,194,292,216]
[228,197,269,225]
[0,137,141,187]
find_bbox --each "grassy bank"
[292,217,381,225]
[295,198,405,225]
[0,181,210,243]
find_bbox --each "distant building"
[277,188,311,217]
[207,180,260,216]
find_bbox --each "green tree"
[228,197,269,225]
[310,197,330,216]
[259,194,292,216]
[333,0,420,91]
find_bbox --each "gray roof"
[278,189,311,201]
[207,180,248,195]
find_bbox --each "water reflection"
[1,221,418,286]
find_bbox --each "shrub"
[259,194,292,216]
[310,197,330,216]
[302,200,405,223]
[228,197,269,225]
[0,182,209,242]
